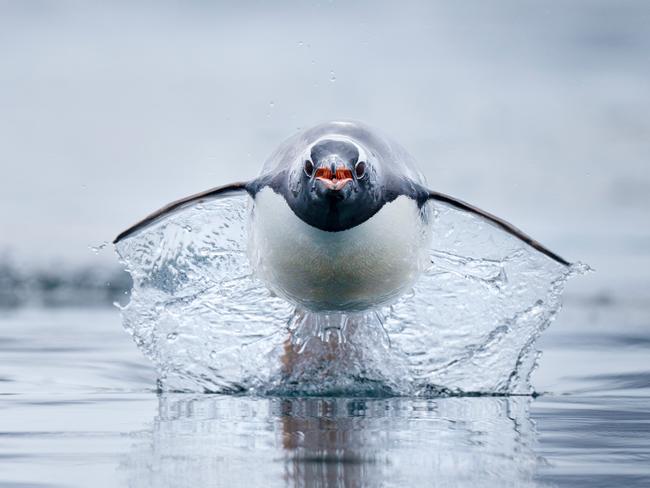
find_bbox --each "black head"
[282,138,384,232]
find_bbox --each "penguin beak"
[314,166,353,191]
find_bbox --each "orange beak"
[314,166,353,191]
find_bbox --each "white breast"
[248,187,432,311]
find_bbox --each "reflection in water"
[121,395,544,487]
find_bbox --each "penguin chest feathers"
[249,187,431,311]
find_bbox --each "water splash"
[115,195,584,396]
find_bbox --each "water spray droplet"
[167,332,178,342]
[329,70,336,82]
[89,241,109,254]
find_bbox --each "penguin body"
[250,188,430,311]
[114,120,569,313]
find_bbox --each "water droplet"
[297,41,303,47]
[167,332,178,342]
[183,225,193,232]
[269,100,275,108]
[209,350,217,359]
[329,70,336,82]
[89,241,109,254]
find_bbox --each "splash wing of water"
[115,194,293,392]
[116,195,580,395]
[382,202,577,394]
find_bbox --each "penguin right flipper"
[380,190,575,394]
[426,190,570,266]
[113,182,250,244]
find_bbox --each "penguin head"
[286,138,384,232]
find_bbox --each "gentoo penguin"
[114,121,569,312]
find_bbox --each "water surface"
[1,304,648,487]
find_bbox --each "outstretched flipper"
[114,186,294,393]
[427,191,569,266]
[381,197,575,394]
[113,182,249,243]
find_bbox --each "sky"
[0,0,648,299]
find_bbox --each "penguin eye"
[355,161,366,179]
[304,159,314,177]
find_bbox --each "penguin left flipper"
[114,188,293,392]
[113,182,249,244]
[426,190,570,266]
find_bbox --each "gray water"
[1,299,649,487]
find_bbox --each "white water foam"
[115,194,585,396]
